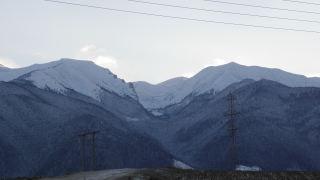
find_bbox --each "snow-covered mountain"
[1,60,319,112]
[2,59,320,176]
[133,62,320,110]
[0,59,137,101]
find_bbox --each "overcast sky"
[1,0,319,84]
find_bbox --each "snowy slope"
[310,77,320,84]
[133,62,320,110]
[157,77,188,86]
[41,169,139,180]
[0,61,66,81]
[0,59,137,101]
[173,159,193,169]
[236,165,261,171]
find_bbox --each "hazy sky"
[1,0,320,84]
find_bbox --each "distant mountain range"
[132,62,320,110]
[2,59,319,111]
[1,59,320,178]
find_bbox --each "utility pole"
[78,131,100,171]
[224,92,240,170]
[92,132,97,171]
[82,135,86,171]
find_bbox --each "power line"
[128,0,320,24]
[281,0,320,5]
[203,0,320,15]
[44,0,320,34]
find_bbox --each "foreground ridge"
[13,168,320,180]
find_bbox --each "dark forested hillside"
[0,82,173,178]
[2,78,320,178]
[136,79,320,171]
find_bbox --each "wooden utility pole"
[78,131,100,171]
[92,132,97,171]
[225,93,240,170]
[82,135,86,171]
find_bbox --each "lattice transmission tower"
[224,92,240,170]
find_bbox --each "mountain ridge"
[157,77,188,86]
[0,59,137,102]
[1,60,319,114]
[133,62,320,110]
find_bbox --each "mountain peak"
[133,62,320,110]
[58,58,95,64]
[201,62,243,72]
[46,58,98,69]
[224,61,239,66]
[217,61,242,70]
[0,59,137,101]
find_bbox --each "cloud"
[0,57,19,68]
[76,44,119,70]
[80,45,96,52]
[306,74,320,78]
[80,44,105,53]
[34,52,46,58]
[181,72,195,78]
[94,56,119,68]
[204,58,227,68]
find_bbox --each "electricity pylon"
[224,93,240,170]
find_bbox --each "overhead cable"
[203,0,320,15]
[281,0,320,5]
[128,0,320,24]
[44,0,320,34]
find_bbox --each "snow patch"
[173,159,193,170]
[235,165,262,171]
[151,110,164,116]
